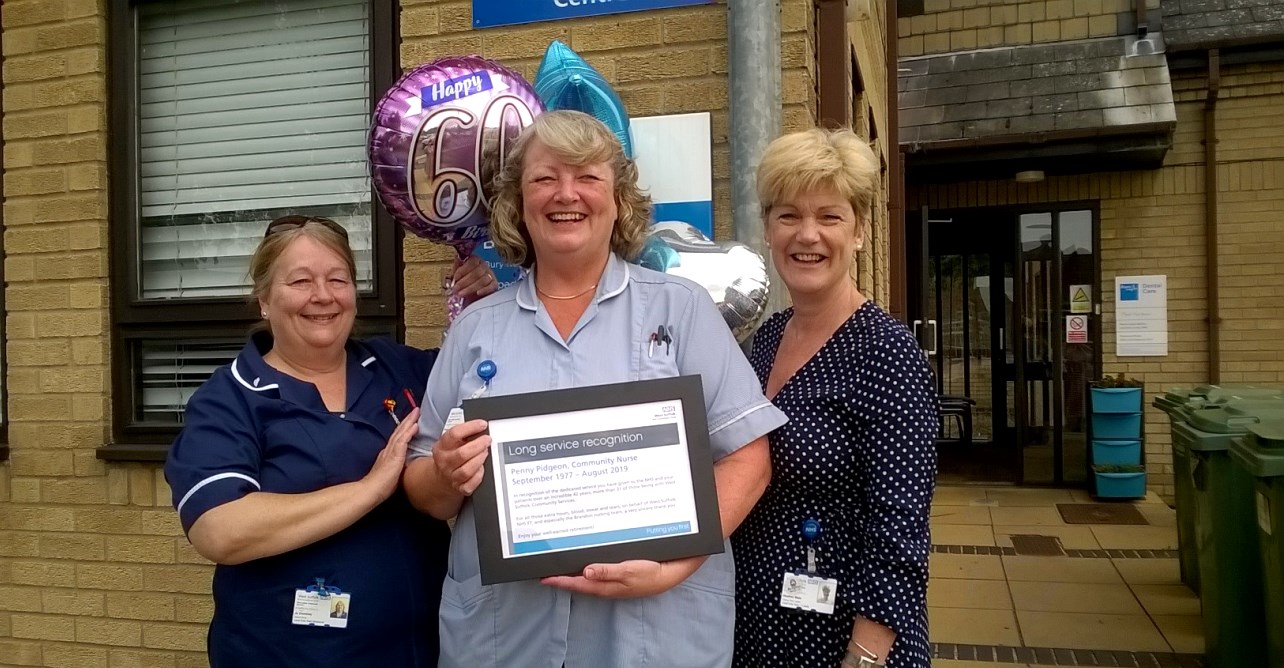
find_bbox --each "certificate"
[464,375,724,585]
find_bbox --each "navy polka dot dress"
[732,302,937,668]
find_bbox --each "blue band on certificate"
[513,521,693,554]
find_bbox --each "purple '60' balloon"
[369,56,544,252]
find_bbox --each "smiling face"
[766,187,862,299]
[257,235,357,356]
[520,138,618,268]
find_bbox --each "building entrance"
[910,206,1099,485]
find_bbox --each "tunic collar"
[230,330,377,412]
[515,252,631,312]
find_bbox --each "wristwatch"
[841,642,886,668]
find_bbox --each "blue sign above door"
[473,0,714,29]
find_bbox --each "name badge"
[779,571,838,615]
[291,580,351,629]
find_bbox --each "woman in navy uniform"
[165,216,496,667]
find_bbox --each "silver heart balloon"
[640,222,770,343]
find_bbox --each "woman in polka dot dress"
[732,128,937,668]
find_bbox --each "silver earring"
[261,311,268,318]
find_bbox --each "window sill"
[97,443,168,462]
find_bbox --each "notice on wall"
[1066,315,1089,344]
[1069,284,1092,314]
[632,113,714,238]
[1115,275,1168,356]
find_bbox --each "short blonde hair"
[757,128,879,232]
[488,110,651,268]
[249,217,356,303]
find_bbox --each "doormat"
[1009,534,1065,556]
[1056,503,1148,525]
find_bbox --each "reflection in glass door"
[1016,210,1098,485]
[1018,214,1056,484]
[928,217,1019,482]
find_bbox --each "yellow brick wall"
[849,0,892,306]
[2,1,862,665]
[898,0,1158,56]
[908,63,1284,500]
[401,0,825,347]
[1,1,204,666]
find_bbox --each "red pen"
[402,388,419,410]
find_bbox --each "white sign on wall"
[1115,275,1168,356]
[631,112,714,238]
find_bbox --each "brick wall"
[899,0,1159,57]
[1,0,215,662]
[849,0,892,305]
[400,0,826,348]
[908,62,1284,500]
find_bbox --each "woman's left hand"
[450,255,498,303]
[540,556,706,598]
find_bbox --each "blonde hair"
[249,218,357,304]
[488,110,652,268]
[756,128,879,239]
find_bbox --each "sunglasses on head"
[263,215,349,240]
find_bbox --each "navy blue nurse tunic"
[165,332,450,668]
[731,303,937,668]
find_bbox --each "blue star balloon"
[534,40,634,158]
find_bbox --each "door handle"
[926,319,938,357]
[999,327,1005,351]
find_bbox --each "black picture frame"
[464,375,724,585]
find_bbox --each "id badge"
[291,589,352,628]
[779,571,838,615]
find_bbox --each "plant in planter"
[1090,373,1145,415]
[1093,463,1146,474]
[1091,372,1144,389]
[1093,463,1147,498]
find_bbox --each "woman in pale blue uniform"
[402,110,787,668]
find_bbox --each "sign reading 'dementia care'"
[472,0,714,29]
[1115,275,1168,356]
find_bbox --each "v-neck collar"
[237,331,377,412]
[764,302,870,401]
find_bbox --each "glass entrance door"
[928,216,1020,482]
[922,207,1098,485]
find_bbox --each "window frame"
[102,0,402,460]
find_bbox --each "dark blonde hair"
[249,217,357,304]
[757,128,879,242]
[488,110,652,268]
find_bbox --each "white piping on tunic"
[361,356,376,367]
[176,472,261,517]
[709,401,778,435]
[231,359,279,392]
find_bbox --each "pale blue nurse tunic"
[410,253,787,668]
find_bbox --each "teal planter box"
[1092,387,1144,413]
[1093,440,1142,466]
[1092,412,1142,440]
[1095,471,1147,498]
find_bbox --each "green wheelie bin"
[1175,402,1284,668]
[1155,388,1200,591]
[1155,386,1284,593]
[1229,422,1284,668]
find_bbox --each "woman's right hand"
[432,419,491,496]
[362,407,421,504]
